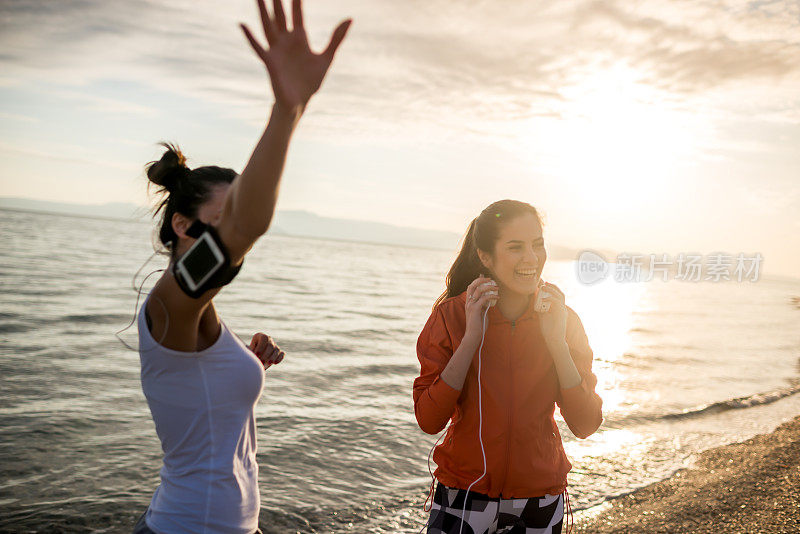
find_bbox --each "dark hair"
[435,199,542,307]
[146,143,237,256]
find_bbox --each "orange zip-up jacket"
[413,291,603,498]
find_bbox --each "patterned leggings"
[426,483,564,534]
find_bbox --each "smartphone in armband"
[172,218,241,299]
[175,232,225,295]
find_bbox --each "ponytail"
[435,219,482,307]
[434,199,542,308]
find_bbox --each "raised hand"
[240,0,352,111]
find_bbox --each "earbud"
[534,279,551,313]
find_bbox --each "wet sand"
[573,414,800,533]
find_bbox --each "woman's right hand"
[240,0,352,111]
[464,275,498,338]
[438,275,498,390]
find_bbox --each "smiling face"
[477,212,546,298]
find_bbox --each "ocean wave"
[2,288,68,297]
[282,339,353,354]
[604,384,800,428]
[0,322,33,334]
[320,362,417,378]
[662,384,800,420]
[339,328,412,340]
[629,327,656,334]
[347,310,403,321]
[62,313,135,324]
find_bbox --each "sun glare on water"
[571,276,645,415]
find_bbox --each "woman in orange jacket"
[413,199,603,534]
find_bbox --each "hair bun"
[147,142,188,192]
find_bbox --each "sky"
[1,0,799,278]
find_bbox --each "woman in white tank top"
[132,2,352,532]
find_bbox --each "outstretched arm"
[219,0,352,264]
[145,0,350,352]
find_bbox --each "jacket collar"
[487,289,540,325]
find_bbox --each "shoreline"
[572,414,800,533]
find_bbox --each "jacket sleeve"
[556,308,603,439]
[413,306,462,435]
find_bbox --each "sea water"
[1,208,799,532]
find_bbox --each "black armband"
[172,220,242,299]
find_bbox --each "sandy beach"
[574,414,800,533]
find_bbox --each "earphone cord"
[418,305,491,534]
[564,486,573,534]
[418,423,450,534]
[457,305,491,534]
[114,245,172,352]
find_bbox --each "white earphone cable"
[457,304,491,534]
[419,302,492,534]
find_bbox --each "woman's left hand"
[537,282,568,350]
[249,332,285,369]
[240,0,352,111]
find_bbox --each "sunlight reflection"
[568,273,646,415]
[565,428,646,461]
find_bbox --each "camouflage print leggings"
[426,483,564,534]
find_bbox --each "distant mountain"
[0,197,589,258]
[0,197,461,251]
[0,197,144,220]
[270,210,461,250]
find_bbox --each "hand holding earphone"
[535,279,569,349]
[464,275,498,338]
[458,275,495,534]
[534,279,551,313]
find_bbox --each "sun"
[516,62,709,217]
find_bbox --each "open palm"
[241,0,351,110]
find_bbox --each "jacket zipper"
[501,321,515,496]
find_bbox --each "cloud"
[0,140,137,170]
[568,1,800,93]
[0,111,39,123]
[1,0,799,138]
[40,87,157,116]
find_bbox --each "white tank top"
[138,297,265,534]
